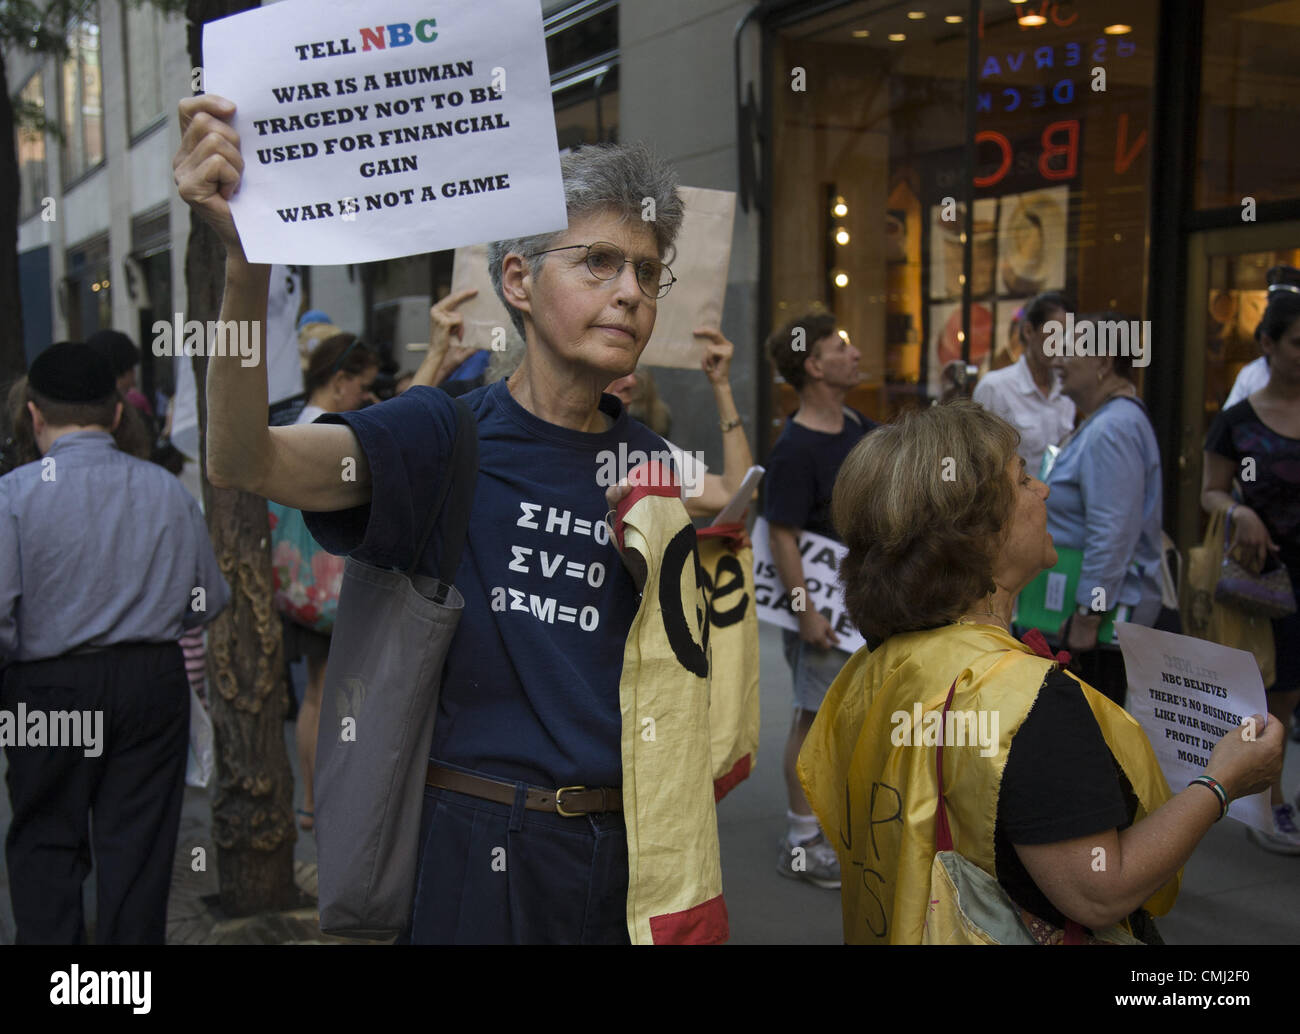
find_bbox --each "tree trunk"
[186,0,299,917]
[0,44,28,392]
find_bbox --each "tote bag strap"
[934,679,958,852]
[405,397,479,581]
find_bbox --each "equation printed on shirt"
[489,500,613,633]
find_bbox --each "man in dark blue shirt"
[764,311,875,890]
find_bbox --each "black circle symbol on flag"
[659,524,709,678]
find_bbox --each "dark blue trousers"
[1,642,188,944]
[403,767,630,945]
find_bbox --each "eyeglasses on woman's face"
[527,241,676,300]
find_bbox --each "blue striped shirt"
[0,431,230,664]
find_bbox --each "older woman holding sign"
[798,401,1282,944]
[174,95,733,944]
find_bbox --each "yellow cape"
[797,622,1180,944]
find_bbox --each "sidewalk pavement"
[1,623,1298,944]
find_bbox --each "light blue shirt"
[0,432,230,664]
[1045,397,1163,624]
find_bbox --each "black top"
[1204,398,1300,577]
[763,409,876,540]
[995,668,1136,928]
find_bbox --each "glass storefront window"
[770,0,972,428]
[124,1,169,137]
[1202,246,1300,412]
[767,0,1157,429]
[65,236,111,342]
[548,2,618,149]
[1198,0,1300,210]
[17,73,47,221]
[554,64,618,150]
[61,11,104,184]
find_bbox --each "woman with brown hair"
[798,401,1281,944]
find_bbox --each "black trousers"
[1,641,189,944]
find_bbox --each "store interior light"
[944,14,963,23]
[834,272,850,288]
[1018,14,1047,26]
[907,10,926,19]
[835,228,850,246]
[888,32,906,41]
[851,28,870,37]
[1104,24,1132,35]
[91,283,100,293]
[832,197,848,217]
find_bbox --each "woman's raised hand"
[173,95,246,258]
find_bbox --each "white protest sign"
[751,517,866,654]
[1117,623,1272,833]
[170,264,303,462]
[203,0,567,264]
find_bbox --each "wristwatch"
[719,417,743,433]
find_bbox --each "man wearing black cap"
[0,342,230,944]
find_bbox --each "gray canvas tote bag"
[314,397,477,938]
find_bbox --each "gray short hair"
[487,141,684,340]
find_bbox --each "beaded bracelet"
[1189,775,1229,821]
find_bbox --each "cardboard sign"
[640,186,736,369]
[1117,623,1272,833]
[751,517,866,655]
[446,242,526,355]
[203,0,567,264]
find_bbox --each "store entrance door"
[1175,222,1300,553]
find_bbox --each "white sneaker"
[776,832,842,889]
[1246,803,1300,855]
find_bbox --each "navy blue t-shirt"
[764,409,876,541]
[303,380,676,788]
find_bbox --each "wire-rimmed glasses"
[528,241,676,300]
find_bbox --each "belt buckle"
[555,785,587,817]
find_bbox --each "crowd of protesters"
[0,88,1293,945]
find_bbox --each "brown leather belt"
[425,763,622,816]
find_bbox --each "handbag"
[1215,508,1297,620]
[268,502,345,634]
[313,397,478,939]
[1184,508,1276,687]
[921,678,1141,945]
